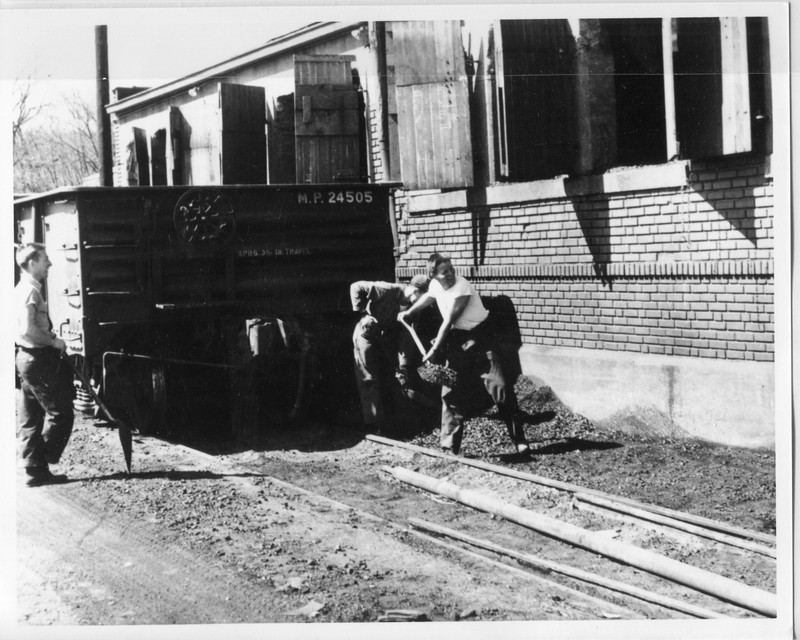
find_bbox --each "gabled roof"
[107,21,364,115]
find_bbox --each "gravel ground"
[15,375,778,628]
[403,377,776,535]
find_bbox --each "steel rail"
[574,493,776,558]
[384,465,777,618]
[157,438,767,619]
[408,517,727,619]
[411,529,642,620]
[365,434,776,546]
[165,443,641,618]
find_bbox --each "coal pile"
[406,376,603,457]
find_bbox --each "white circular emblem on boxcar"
[174,189,236,244]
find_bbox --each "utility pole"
[95,25,113,186]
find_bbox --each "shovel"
[64,354,133,474]
[399,317,458,388]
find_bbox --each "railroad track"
[170,431,776,621]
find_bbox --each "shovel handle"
[399,317,428,357]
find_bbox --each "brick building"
[105,16,786,447]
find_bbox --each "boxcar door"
[219,83,267,184]
[293,55,364,184]
[41,201,84,353]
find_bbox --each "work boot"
[24,467,68,487]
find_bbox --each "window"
[150,129,167,186]
[494,20,576,181]
[604,19,667,165]
[218,83,267,184]
[126,127,149,186]
[486,18,772,185]
[672,17,771,159]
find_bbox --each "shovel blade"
[117,420,133,474]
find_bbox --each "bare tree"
[14,88,99,193]
[12,76,45,163]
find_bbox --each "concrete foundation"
[519,345,775,449]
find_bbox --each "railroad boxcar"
[14,184,397,440]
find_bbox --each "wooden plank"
[394,20,473,189]
[388,466,777,618]
[294,55,354,85]
[720,17,752,154]
[394,21,466,88]
[295,85,360,110]
[294,55,363,183]
[393,22,434,87]
[296,136,361,183]
[662,18,679,160]
[494,20,509,177]
[295,109,360,138]
[409,518,728,619]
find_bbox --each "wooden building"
[105,16,784,448]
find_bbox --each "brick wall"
[367,104,385,183]
[395,155,774,362]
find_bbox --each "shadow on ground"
[71,469,268,483]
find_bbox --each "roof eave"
[107,21,365,115]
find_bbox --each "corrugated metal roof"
[107,21,365,115]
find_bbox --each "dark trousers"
[353,318,386,426]
[439,318,524,452]
[16,348,74,470]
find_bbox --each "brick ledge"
[397,259,774,280]
[405,161,690,214]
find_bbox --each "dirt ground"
[13,377,778,633]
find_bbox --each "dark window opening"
[150,129,168,185]
[747,17,771,155]
[604,19,667,165]
[674,18,723,158]
[268,94,297,185]
[218,83,267,185]
[127,127,150,186]
[169,107,186,185]
[495,19,576,181]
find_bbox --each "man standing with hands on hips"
[15,243,74,486]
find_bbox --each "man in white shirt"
[398,253,530,456]
[15,243,74,486]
